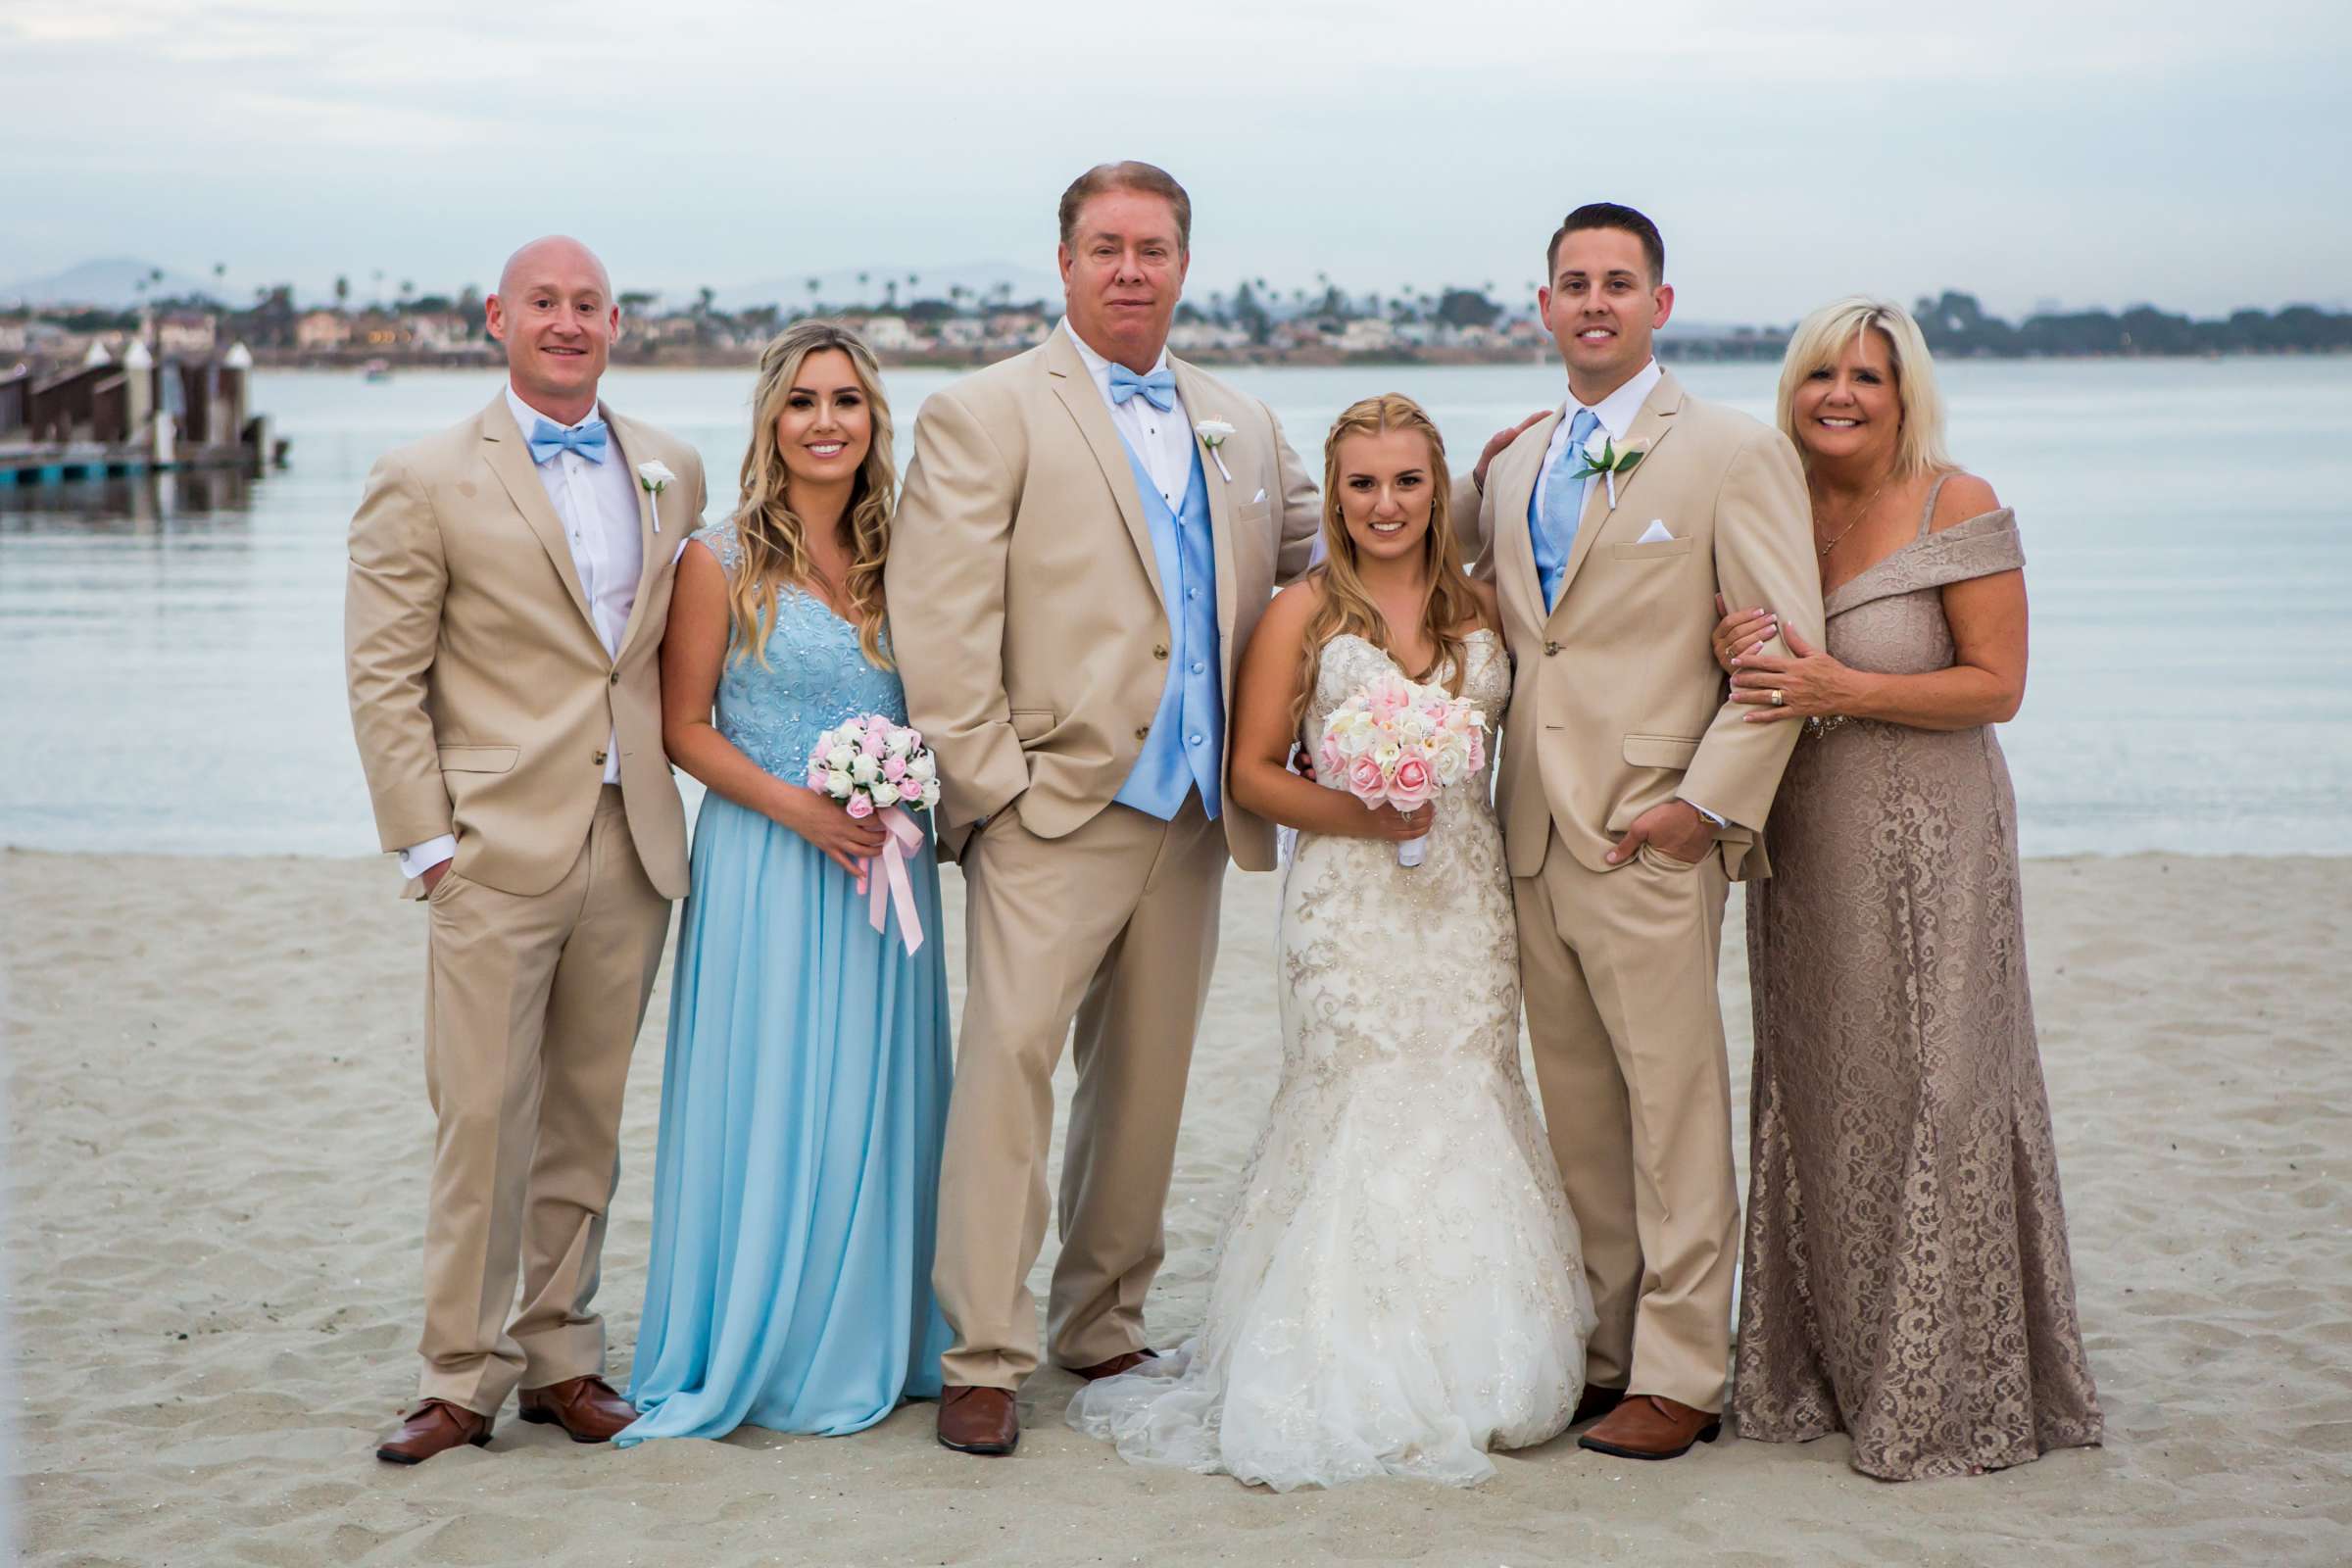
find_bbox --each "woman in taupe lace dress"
[1709,299,2102,1481]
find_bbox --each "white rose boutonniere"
[1571,431,1647,510]
[1194,418,1236,483]
[637,459,677,532]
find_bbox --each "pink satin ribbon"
[860,806,926,956]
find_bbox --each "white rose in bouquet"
[907,753,937,783]
[870,779,902,808]
[850,754,881,785]
[826,767,854,795]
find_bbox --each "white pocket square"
[1251,488,1267,504]
[1636,519,1675,544]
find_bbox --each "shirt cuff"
[396,835,457,879]
[1680,799,1730,831]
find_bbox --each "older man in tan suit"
[1465,204,1823,1460]
[346,236,703,1463]
[888,162,1320,1455]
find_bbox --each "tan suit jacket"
[345,392,701,900]
[886,322,1321,871]
[1471,370,1823,880]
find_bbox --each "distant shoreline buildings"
[4,274,2348,378]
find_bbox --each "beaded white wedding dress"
[1066,631,1593,1490]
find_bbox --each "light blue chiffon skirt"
[618,792,953,1444]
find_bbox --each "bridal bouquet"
[804,714,943,953]
[1314,674,1488,866]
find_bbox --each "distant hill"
[0,258,224,310]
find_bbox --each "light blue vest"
[1111,437,1223,820]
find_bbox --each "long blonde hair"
[1775,296,1955,480]
[728,320,898,667]
[1293,393,1485,732]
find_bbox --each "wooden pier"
[0,344,280,488]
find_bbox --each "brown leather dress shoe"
[517,1375,636,1444]
[937,1385,1019,1455]
[376,1399,492,1464]
[1571,1384,1627,1427]
[1577,1394,1723,1460]
[1067,1349,1159,1382]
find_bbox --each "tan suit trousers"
[934,796,1225,1390]
[416,787,670,1415]
[1515,829,1738,1413]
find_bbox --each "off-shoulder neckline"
[1824,507,2020,618]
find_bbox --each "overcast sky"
[5,0,2347,322]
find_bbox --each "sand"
[5,849,2348,1567]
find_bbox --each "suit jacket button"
[1544,641,1561,657]
[1153,643,1169,660]
[1135,726,1151,742]
[609,670,619,685]
[593,751,608,764]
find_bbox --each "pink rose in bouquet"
[1389,754,1435,811]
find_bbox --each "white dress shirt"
[1067,327,1195,512]
[393,385,645,878]
[1532,357,1662,521]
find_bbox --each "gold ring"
[1770,688,1786,707]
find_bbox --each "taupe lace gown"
[1732,479,2103,1480]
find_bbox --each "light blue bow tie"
[1108,364,1177,413]
[527,416,609,466]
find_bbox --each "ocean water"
[2,358,2346,857]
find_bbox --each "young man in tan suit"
[887,163,1321,1455]
[1465,204,1823,1459]
[346,237,703,1463]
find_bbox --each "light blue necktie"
[1535,407,1601,609]
[527,416,609,465]
[1108,364,1177,412]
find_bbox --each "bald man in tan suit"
[346,238,702,1463]
[1465,205,1823,1460]
[888,164,1320,1455]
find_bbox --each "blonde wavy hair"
[1775,296,1955,480]
[728,320,897,668]
[1293,393,1486,732]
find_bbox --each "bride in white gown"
[1067,394,1592,1491]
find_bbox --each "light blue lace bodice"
[693,522,906,779]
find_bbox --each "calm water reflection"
[3,359,2347,857]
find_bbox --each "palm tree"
[334,274,350,312]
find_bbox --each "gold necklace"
[1813,472,1894,558]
